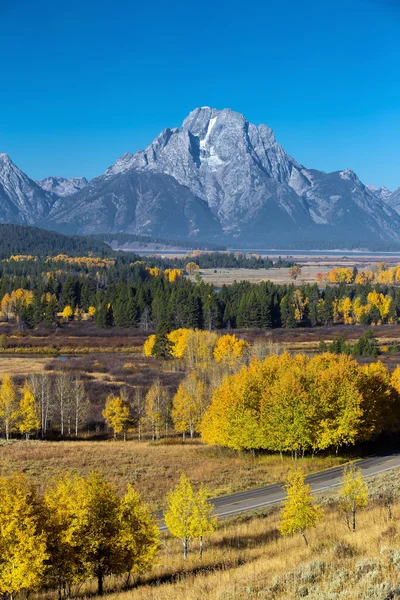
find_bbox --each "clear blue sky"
[1,0,400,189]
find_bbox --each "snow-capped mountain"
[0,153,57,225]
[36,176,88,197]
[99,107,400,241]
[1,108,399,244]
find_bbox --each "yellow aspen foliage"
[146,266,162,278]
[143,334,156,357]
[288,265,302,280]
[337,297,353,324]
[167,328,193,359]
[367,291,392,321]
[172,372,208,437]
[88,305,96,317]
[327,267,353,283]
[43,474,87,591]
[202,352,395,455]
[391,365,400,394]
[17,381,40,439]
[145,380,169,440]
[354,271,373,284]
[190,484,217,559]
[0,473,48,597]
[164,268,184,282]
[61,305,74,321]
[102,395,130,440]
[213,334,250,370]
[117,484,159,582]
[0,375,18,440]
[292,289,308,322]
[358,361,396,437]
[279,470,323,546]
[339,464,368,531]
[352,297,371,324]
[184,330,219,369]
[164,474,216,560]
[185,261,200,275]
[309,354,363,451]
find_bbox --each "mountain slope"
[48,169,222,238]
[0,154,57,224]
[36,176,88,197]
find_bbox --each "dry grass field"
[0,440,346,509]
[63,469,400,600]
[192,265,333,286]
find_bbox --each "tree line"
[4,258,400,330]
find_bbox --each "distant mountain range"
[1,108,400,247]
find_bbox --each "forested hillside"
[0,224,112,259]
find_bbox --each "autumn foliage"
[201,352,400,454]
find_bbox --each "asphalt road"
[159,453,400,530]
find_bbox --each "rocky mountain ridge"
[0,108,399,244]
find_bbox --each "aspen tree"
[164,474,216,560]
[165,473,196,560]
[102,395,130,440]
[339,464,368,531]
[172,372,208,438]
[17,381,40,439]
[279,470,322,546]
[0,375,18,440]
[0,473,48,597]
[191,484,217,559]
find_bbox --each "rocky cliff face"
[1,108,399,244]
[0,153,56,225]
[36,176,88,197]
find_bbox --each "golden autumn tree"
[102,395,130,440]
[143,334,156,357]
[190,483,217,559]
[17,381,40,439]
[61,305,74,321]
[339,464,368,531]
[118,484,159,585]
[172,372,208,438]
[145,380,169,440]
[288,265,302,281]
[165,474,216,560]
[0,473,48,597]
[279,470,322,546]
[45,472,158,596]
[0,375,18,440]
[213,334,249,370]
[168,328,193,359]
[185,262,200,275]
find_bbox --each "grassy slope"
[81,469,400,600]
[0,440,345,508]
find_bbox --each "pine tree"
[279,470,322,546]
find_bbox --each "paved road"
[159,453,400,530]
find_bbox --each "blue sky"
[1,0,400,189]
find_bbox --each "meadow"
[0,439,345,508]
